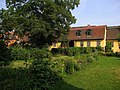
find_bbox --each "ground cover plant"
[49,56,120,90]
[0,46,100,90]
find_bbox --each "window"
[53,42,56,47]
[80,41,84,47]
[86,29,92,36]
[87,41,90,47]
[111,41,114,47]
[97,41,101,46]
[76,30,81,36]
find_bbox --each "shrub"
[74,61,81,71]
[114,52,120,57]
[64,59,75,74]
[11,47,52,60]
[29,58,60,90]
[11,47,30,60]
[86,54,94,63]
[64,57,81,74]
[51,47,99,56]
[51,48,59,55]
[105,42,112,52]
[0,67,30,90]
[50,57,65,77]
[0,40,11,65]
[30,48,52,60]
[96,46,103,51]
[85,47,92,54]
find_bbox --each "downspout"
[104,26,107,51]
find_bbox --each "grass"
[49,56,120,90]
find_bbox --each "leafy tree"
[105,42,112,52]
[3,0,80,48]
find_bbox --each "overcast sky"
[0,0,120,27]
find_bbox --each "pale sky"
[0,0,120,27]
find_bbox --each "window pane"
[86,29,92,36]
[80,41,84,47]
[87,41,90,47]
[97,41,100,46]
[111,42,114,47]
[76,30,81,36]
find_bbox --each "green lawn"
[49,56,120,90]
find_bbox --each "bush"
[65,59,75,74]
[50,57,66,77]
[86,54,95,63]
[11,47,30,60]
[11,47,52,60]
[64,57,81,74]
[96,46,103,51]
[105,42,112,52]
[74,61,81,71]
[51,47,99,56]
[29,58,60,90]
[85,47,92,54]
[114,52,120,57]
[0,58,61,90]
[0,40,11,65]
[0,67,30,90]
[30,48,52,60]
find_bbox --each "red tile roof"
[106,26,120,40]
[68,25,106,40]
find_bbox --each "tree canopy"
[1,0,80,48]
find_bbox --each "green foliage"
[0,67,30,90]
[30,48,52,60]
[105,42,112,52]
[117,34,120,42]
[65,58,75,74]
[3,0,80,48]
[85,47,92,54]
[29,58,60,90]
[96,46,103,51]
[50,57,66,77]
[0,40,11,65]
[51,47,100,56]
[0,58,60,90]
[11,47,52,60]
[86,54,94,63]
[11,47,30,60]
[51,56,81,75]
[114,52,120,57]
[49,56,120,90]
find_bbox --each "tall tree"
[4,0,80,48]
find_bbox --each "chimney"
[88,24,90,26]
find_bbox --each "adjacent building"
[52,25,120,52]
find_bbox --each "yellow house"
[51,25,120,52]
[67,25,120,52]
[67,25,106,49]
[106,26,120,52]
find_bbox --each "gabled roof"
[68,25,106,40]
[106,26,120,40]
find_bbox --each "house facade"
[52,25,120,52]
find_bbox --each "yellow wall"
[107,40,120,52]
[74,40,105,48]
[74,40,120,52]
[50,39,120,53]
[49,42,61,50]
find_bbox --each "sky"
[0,0,120,27]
